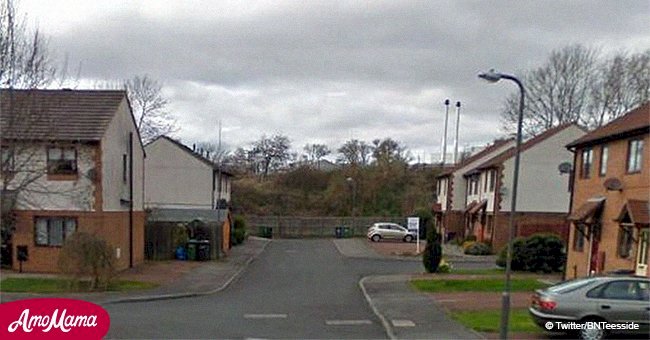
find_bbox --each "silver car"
[367,222,415,242]
[529,275,650,339]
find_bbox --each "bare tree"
[371,138,412,165]
[501,45,598,136]
[501,45,650,136]
[0,0,57,89]
[336,139,372,166]
[196,141,230,165]
[251,134,291,178]
[303,143,331,164]
[124,75,178,144]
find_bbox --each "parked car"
[529,275,650,340]
[367,223,415,242]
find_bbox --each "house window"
[599,145,608,177]
[47,147,77,175]
[627,139,644,173]
[1,146,14,172]
[573,225,585,252]
[580,148,593,179]
[34,217,76,247]
[483,172,488,192]
[617,226,634,258]
[489,170,496,192]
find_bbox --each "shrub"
[496,234,565,272]
[232,216,247,246]
[464,242,491,255]
[423,230,443,273]
[437,259,453,273]
[464,235,477,242]
[57,232,116,291]
[462,240,476,250]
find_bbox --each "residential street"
[105,239,478,339]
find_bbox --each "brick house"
[1,89,145,272]
[565,102,649,278]
[459,123,586,251]
[433,138,515,241]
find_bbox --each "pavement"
[360,274,483,339]
[0,236,271,305]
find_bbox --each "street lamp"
[478,69,525,340]
[346,177,356,217]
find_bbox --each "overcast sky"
[21,0,650,162]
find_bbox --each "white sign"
[407,217,419,232]
[407,217,420,253]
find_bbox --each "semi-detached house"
[1,89,145,273]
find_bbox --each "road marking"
[325,320,373,326]
[244,314,287,319]
[391,319,416,327]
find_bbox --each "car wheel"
[371,235,381,242]
[578,318,606,340]
[403,235,413,243]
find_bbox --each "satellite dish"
[603,178,623,191]
[558,162,573,174]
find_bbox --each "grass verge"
[451,309,543,333]
[411,278,549,292]
[0,278,158,293]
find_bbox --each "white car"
[367,223,415,242]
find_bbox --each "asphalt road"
[105,239,476,339]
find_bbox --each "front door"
[636,229,649,276]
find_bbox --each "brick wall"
[566,132,650,279]
[491,212,569,253]
[11,210,145,273]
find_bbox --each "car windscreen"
[546,277,599,294]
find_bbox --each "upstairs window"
[599,145,608,177]
[1,146,14,172]
[47,147,77,175]
[580,148,593,179]
[627,139,644,173]
[489,170,496,192]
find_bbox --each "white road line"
[391,319,416,327]
[243,314,288,319]
[325,320,373,326]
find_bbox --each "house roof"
[567,102,650,148]
[468,199,487,215]
[1,89,127,141]
[615,199,649,226]
[147,135,234,176]
[436,138,514,178]
[472,123,582,173]
[568,197,605,223]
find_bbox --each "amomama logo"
[0,298,110,339]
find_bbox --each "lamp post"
[346,177,356,217]
[478,69,525,340]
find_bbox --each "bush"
[461,240,476,250]
[464,242,491,255]
[232,216,247,246]
[57,232,116,291]
[464,235,477,242]
[496,234,565,273]
[437,259,453,273]
[423,230,443,273]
